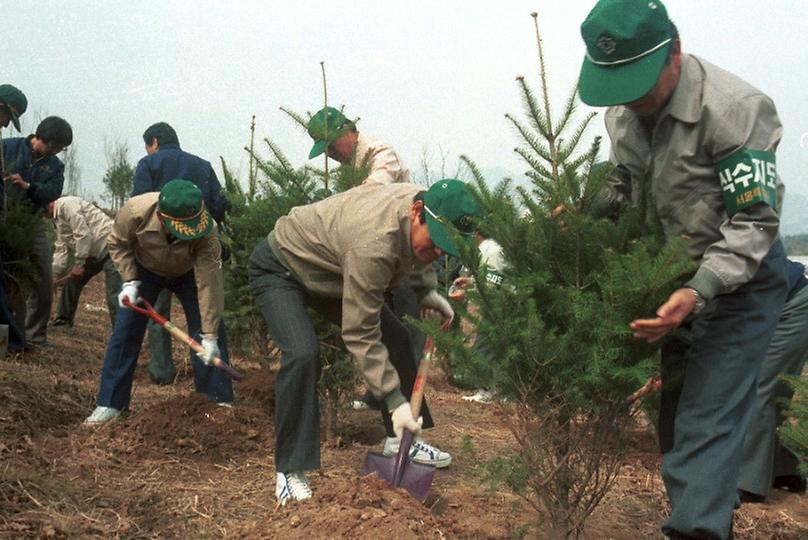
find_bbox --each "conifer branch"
[279,107,309,131]
[516,77,549,138]
[531,12,559,188]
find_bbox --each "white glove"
[196,336,220,366]
[117,280,141,308]
[420,290,454,325]
[391,402,423,439]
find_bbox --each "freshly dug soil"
[0,275,805,538]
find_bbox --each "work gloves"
[391,402,423,439]
[420,290,454,326]
[197,336,220,366]
[118,280,141,308]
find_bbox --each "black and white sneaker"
[383,436,452,468]
[275,471,312,505]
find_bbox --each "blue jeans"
[660,240,787,539]
[95,265,233,410]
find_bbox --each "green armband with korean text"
[716,149,777,216]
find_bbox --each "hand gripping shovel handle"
[122,297,243,382]
[392,332,434,486]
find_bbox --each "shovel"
[122,297,243,382]
[360,333,437,502]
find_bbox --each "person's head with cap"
[306,106,358,163]
[0,84,28,132]
[410,179,479,263]
[578,0,682,117]
[157,179,213,241]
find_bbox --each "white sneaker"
[462,389,495,404]
[84,406,121,425]
[275,471,312,505]
[351,400,370,410]
[383,436,452,468]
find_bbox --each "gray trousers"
[55,254,121,327]
[737,283,808,497]
[659,241,787,540]
[146,289,176,383]
[248,239,433,473]
[6,224,53,344]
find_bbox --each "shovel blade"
[361,451,435,502]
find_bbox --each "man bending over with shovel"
[85,179,233,424]
[248,179,477,505]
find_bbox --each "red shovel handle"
[122,297,243,382]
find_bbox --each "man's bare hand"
[629,288,696,343]
[6,174,30,191]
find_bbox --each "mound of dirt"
[93,390,273,461]
[236,474,448,539]
[0,369,92,451]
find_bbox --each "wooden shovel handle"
[123,297,243,382]
[409,334,433,418]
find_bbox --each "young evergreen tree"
[432,13,692,537]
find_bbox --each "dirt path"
[1,275,805,538]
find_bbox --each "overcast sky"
[4,0,807,202]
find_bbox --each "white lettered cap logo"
[597,36,617,55]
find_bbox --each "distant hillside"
[781,192,808,237]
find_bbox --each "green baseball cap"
[423,179,479,257]
[0,84,28,131]
[578,0,675,106]
[158,179,213,240]
[307,106,353,159]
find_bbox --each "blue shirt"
[1,136,65,212]
[131,143,228,222]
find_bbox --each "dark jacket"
[1,136,65,212]
[131,143,228,222]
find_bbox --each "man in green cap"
[248,179,475,505]
[307,106,411,185]
[0,84,28,352]
[84,179,234,425]
[578,1,787,538]
[0,84,27,132]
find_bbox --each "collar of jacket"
[657,53,703,124]
[157,142,181,152]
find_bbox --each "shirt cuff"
[685,266,723,302]
[384,389,407,412]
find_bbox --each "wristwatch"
[688,287,707,315]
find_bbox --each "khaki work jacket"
[52,196,114,277]
[353,133,412,185]
[269,182,437,406]
[107,193,223,334]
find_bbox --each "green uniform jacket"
[597,54,783,301]
[269,182,437,405]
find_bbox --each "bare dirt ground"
[1,275,806,539]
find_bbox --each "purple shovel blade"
[361,430,435,502]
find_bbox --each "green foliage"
[779,375,808,475]
[423,13,693,537]
[102,142,133,212]
[0,196,40,285]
